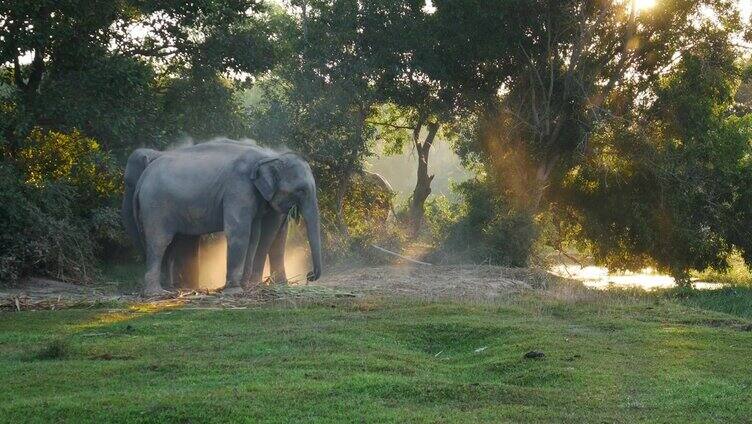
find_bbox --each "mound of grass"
[32,338,70,360]
[673,286,752,319]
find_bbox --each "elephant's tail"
[131,176,146,254]
[122,187,141,252]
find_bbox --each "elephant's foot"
[222,285,244,295]
[268,272,287,285]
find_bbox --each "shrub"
[425,179,537,267]
[314,171,405,267]
[0,163,99,284]
[90,206,131,262]
[18,127,121,206]
[424,195,464,243]
[0,128,125,285]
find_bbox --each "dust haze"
[367,138,471,201]
[167,136,468,289]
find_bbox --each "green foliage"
[314,169,384,264]
[0,127,128,284]
[425,179,537,267]
[423,195,463,243]
[694,252,752,287]
[559,37,752,283]
[1,0,277,155]
[0,162,99,283]
[22,54,160,155]
[343,173,395,233]
[18,128,121,200]
[159,73,249,141]
[318,172,404,266]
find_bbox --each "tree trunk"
[409,122,439,235]
[335,172,351,238]
[531,153,559,212]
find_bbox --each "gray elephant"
[249,212,290,284]
[123,148,200,289]
[126,141,322,295]
[122,148,162,252]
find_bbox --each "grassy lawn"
[1,286,752,423]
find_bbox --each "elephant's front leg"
[267,216,289,284]
[245,212,286,286]
[224,209,260,294]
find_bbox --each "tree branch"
[365,120,416,130]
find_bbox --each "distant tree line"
[1,0,751,284]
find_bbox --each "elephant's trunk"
[302,195,323,281]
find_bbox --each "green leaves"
[559,34,752,281]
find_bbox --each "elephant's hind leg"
[143,230,173,296]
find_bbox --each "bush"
[0,128,126,285]
[424,195,464,243]
[313,171,405,267]
[18,128,121,206]
[90,206,131,262]
[693,252,752,287]
[425,179,537,266]
[0,163,99,283]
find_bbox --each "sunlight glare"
[634,0,656,11]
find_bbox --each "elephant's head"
[122,148,163,255]
[124,148,162,189]
[250,153,322,281]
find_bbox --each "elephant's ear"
[250,157,279,202]
[142,151,159,169]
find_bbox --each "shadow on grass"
[30,338,70,361]
[100,262,144,293]
[670,286,752,320]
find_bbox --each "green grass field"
[2,285,752,423]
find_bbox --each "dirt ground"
[316,264,552,298]
[0,265,555,311]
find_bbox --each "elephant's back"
[139,150,237,199]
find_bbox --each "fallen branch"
[370,244,432,266]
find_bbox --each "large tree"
[442,0,752,278]
[250,0,436,235]
[559,30,752,282]
[1,0,276,155]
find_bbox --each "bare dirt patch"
[315,264,553,300]
[1,265,556,311]
[0,277,137,311]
